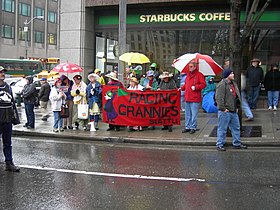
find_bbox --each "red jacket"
[181,70,206,102]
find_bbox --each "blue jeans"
[24,103,35,128]
[248,85,260,109]
[241,91,253,119]
[53,111,63,129]
[0,122,13,162]
[267,90,279,107]
[216,111,241,147]
[185,102,200,130]
[181,94,185,111]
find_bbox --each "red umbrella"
[172,53,223,75]
[52,62,83,73]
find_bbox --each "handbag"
[78,98,89,119]
[60,104,69,118]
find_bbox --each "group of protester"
[1,57,280,172]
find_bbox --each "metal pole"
[118,0,127,84]
[24,20,28,59]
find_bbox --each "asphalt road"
[0,137,280,210]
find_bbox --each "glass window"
[35,31,44,43]
[34,7,44,17]
[19,3,31,16]
[48,33,57,45]
[48,11,57,23]
[2,0,15,13]
[1,24,14,39]
[19,27,30,41]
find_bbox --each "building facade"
[0,0,60,59]
[60,0,280,77]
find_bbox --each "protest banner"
[102,86,180,126]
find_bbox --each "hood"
[26,76,33,84]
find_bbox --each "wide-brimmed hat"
[88,73,100,81]
[130,77,139,84]
[146,70,154,77]
[159,71,173,79]
[105,72,118,81]
[73,74,82,80]
[251,58,261,63]
[0,66,7,72]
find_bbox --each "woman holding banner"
[158,72,177,132]
[105,72,123,131]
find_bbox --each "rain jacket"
[71,81,87,104]
[181,69,206,102]
[158,78,177,90]
[215,79,241,112]
[140,78,158,91]
[202,76,216,96]
[38,82,51,102]
[49,86,65,111]
[22,76,37,104]
[86,81,102,109]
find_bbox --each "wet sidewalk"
[12,105,280,146]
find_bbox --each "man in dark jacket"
[246,58,264,109]
[215,69,247,151]
[22,76,37,128]
[38,77,51,121]
[0,66,20,172]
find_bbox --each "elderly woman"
[49,78,66,132]
[127,77,144,131]
[158,72,177,132]
[86,73,102,130]
[140,70,158,91]
[71,75,88,130]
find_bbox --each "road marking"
[19,165,205,183]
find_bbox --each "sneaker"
[115,127,120,131]
[59,128,64,132]
[83,126,87,131]
[168,126,172,132]
[63,126,67,130]
[244,117,254,122]
[68,126,73,129]
[53,129,59,132]
[217,145,226,151]
[182,128,191,133]
[273,106,277,111]
[5,162,20,172]
[189,129,196,134]
[268,106,272,110]
[233,144,247,149]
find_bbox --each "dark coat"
[22,77,37,104]
[38,82,51,102]
[264,70,280,91]
[246,66,264,87]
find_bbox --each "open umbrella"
[119,52,150,64]
[172,53,223,75]
[52,62,83,73]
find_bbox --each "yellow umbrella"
[119,52,150,64]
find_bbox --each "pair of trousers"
[63,100,73,127]
[40,101,49,118]
[267,90,279,107]
[24,103,35,128]
[53,111,63,129]
[241,91,253,119]
[216,111,241,147]
[248,85,260,109]
[185,102,200,130]
[0,122,13,162]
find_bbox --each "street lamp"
[24,15,44,59]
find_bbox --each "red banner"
[102,86,181,126]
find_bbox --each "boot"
[88,121,96,132]
[5,161,20,172]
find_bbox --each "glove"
[191,86,195,90]
[91,89,95,95]
[76,89,80,95]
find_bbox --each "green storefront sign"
[98,11,280,25]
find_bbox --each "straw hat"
[88,73,100,81]
[105,72,119,81]
[159,71,173,79]
[94,69,101,74]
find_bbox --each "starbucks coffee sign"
[139,13,231,23]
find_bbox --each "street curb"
[12,130,280,147]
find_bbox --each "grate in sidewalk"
[209,126,262,137]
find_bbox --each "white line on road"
[19,165,206,183]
